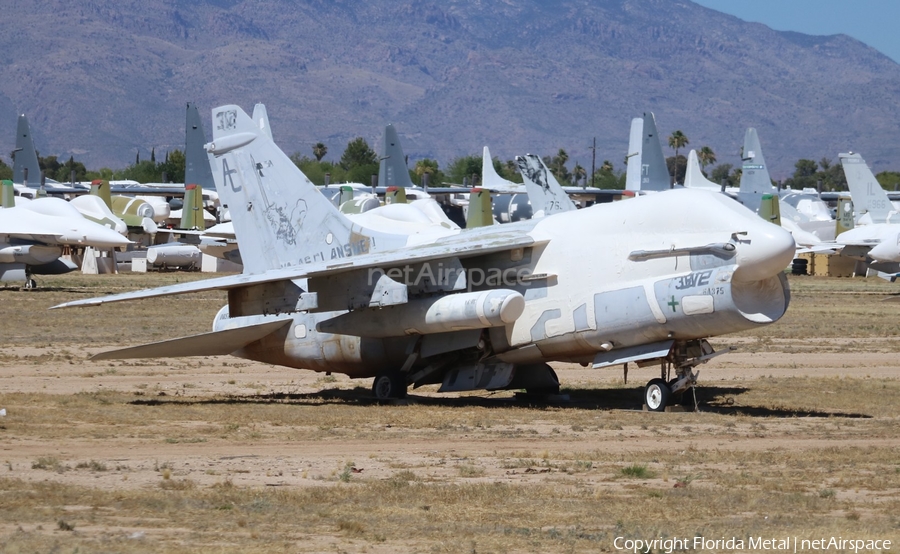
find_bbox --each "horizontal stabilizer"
[91,318,291,360]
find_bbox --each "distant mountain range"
[1,0,899,179]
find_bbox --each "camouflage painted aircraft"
[55,104,796,411]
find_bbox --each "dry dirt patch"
[0,274,898,552]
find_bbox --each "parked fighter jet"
[841,152,900,225]
[1,180,131,287]
[55,104,795,411]
[837,153,900,272]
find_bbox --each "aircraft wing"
[796,243,841,255]
[21,185,90,197]
[109,185,193,196]
[53,231,543,309]
[0,230,70,244]
[821,191,900,202]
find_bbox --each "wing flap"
[91,318,291,360]
[54,232,543,309]
[592,340,674,369]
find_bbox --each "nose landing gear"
[644,339,734,412]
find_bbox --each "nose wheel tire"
[645,378,671,412]
[372,370,408,400]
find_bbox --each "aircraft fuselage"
[215,189,794,380]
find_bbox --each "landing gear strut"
[644,339,733,412]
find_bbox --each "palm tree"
[697,146,716,170]
[549,149,569,182]
[572,163,586,186]
[668,130,689,160]
[312,142,328,161]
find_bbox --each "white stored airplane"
[841,152,900,225]
[836,153,900,272]
[54,104,796,411]
[1,181,131,287]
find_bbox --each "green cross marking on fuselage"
[667,296,679,312]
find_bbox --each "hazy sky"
[692,0,900,64]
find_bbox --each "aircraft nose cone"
[67,224,132,248]
[869,232,900,262]
[733,223,796,283]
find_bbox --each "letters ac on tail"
[54,104,796,410]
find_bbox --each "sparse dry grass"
[0,272,899,552]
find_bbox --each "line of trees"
[0,148,186,184]
[4,133,900,192]
[289,140,628,189]
[662,130,898,192]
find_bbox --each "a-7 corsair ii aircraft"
[55,105,795,411]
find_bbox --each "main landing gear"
[644,339,733,412]
[372,369,408,400]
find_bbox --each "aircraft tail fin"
[208,105,403,274]
[640,112,671,190]
[836,195,855,236]
[839,152,891,224]
[739,128,773,195]
[466,188,494,228]
[1,180,14,208]
[481,146,518,191]
[185,103,216,190]
[252,103,273,140]
[514,154,576,217]
[625,117,643,191]
[89,180,113,208]
[758,193,781,226]
[378,124,415,188]
[180,184,205,230]
[13,114,42,186]
[684,149,721,190]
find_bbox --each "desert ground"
[0,273,898,553]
